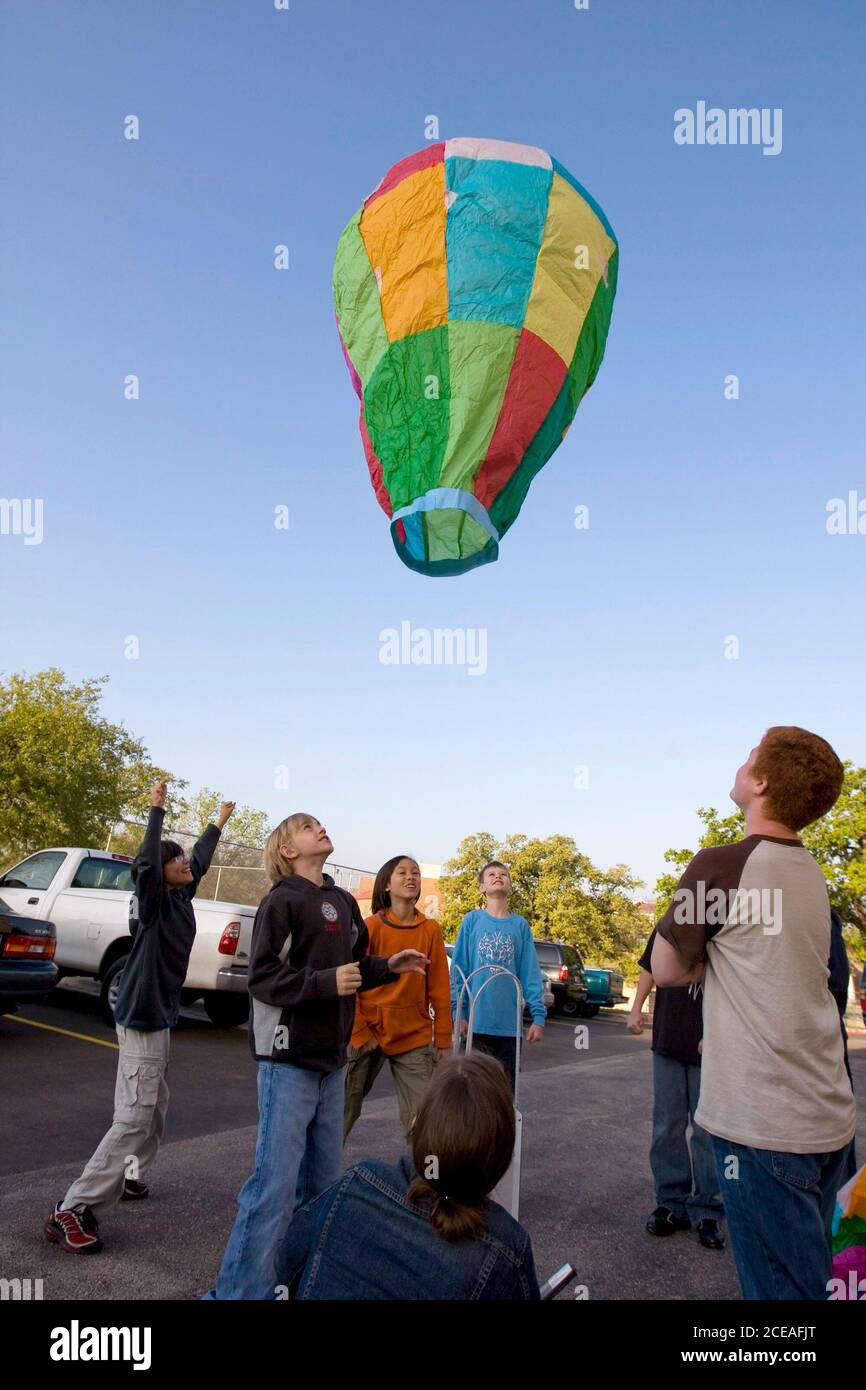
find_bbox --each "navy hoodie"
[248,872,397,1072]
[114,805,220,1030]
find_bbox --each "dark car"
[534,940,588,1017]
[0,894,58,1016]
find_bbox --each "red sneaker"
[121,1179,149,1201]
[45,1202,103,1253]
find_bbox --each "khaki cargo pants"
[63,1024,170,1221]
[344,1041,434,1141]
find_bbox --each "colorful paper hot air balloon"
[830,1162,866,1299]
[333,136,618,576]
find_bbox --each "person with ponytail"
[344,855,451,1140]
[274,1052,539,1300]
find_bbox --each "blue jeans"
[206,1061,346,1300]
[651,1052,723,1224]
[710,1135,851,1300]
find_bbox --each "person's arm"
[517,922,546,1033]
[519,1236,541,1301]
[650,851,714,987]
[347,895,428,987]
[350,897,399,991]
[135,784,168,919]
[450,916,472,1021]
[628,970,655,1033]
[187,800,235,895]
[828,911,850,1021]
[426,924,453,1053]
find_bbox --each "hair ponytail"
[406,1174,485,1243]
[407,1053,516,1244]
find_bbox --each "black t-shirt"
[638,929,703,1067]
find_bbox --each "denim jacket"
[275,1154,540,1300]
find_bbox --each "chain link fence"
[107,821,370,908]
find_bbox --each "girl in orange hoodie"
[344,855,452,1140]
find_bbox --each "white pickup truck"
[0,847,255,1027]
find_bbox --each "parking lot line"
[11,1015,118,1050]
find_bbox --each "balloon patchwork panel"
[333,137,619,577]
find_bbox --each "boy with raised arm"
[46,780,234,1253]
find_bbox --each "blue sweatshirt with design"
[450,909,546,1037]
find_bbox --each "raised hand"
[216,800,236,830]
[151,781,167,808]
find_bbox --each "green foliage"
[654,771,866,956]
[0,668,179,864]
[172,788,270,858]
[802,764,866,953]
[440,831,647,973]
[654,806,744,917]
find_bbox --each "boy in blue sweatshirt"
[206,812,429,1300]
[450,861,545,1091]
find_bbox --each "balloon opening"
[390,488,500,577]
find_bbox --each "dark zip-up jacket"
[248,872,397,1072]
[114,805,221,1031]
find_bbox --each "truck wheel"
[203,993,249,1028]
[560,998,580,1017]
[100,956,129,1026]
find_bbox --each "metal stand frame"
[453,963,524,1218]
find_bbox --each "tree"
[440,831,647,974]
[171,788,270,857]
[108,788,272,907]
[654,806,743,917]
[654,766,866,956]
[0,669,178,864]
[803,764,866,950]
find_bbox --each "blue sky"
[2,0,864,894]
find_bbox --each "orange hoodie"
[352,909,452,1055]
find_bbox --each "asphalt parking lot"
[1,981,864,1301]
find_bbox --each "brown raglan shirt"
[656,835,856,1154]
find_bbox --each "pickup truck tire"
[100,954,128,1027]
[203,992,250,1028]
[577,1003,600,1018]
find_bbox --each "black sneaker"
[121,1179,149,1201]
[696,1218,725,1250]
[45,1202,102,1253]
[646,1205,691,1236]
